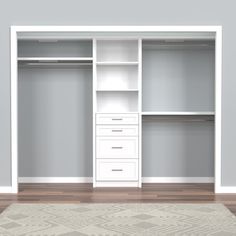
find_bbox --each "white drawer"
[96,113,138,125]
[96,137,138,159]
[96,159,138,181]
[96,125,138,136]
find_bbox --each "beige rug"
[0,204,236,235]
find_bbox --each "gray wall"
[142,118,214,177]
[18,67,93,177]
[142,44,215,112]
[0,0,235,186]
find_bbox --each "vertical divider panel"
[93,39,97,187]
[11,27,18,193]
[215,28,222,193]
[138,39,142,187]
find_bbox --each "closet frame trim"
[10,26,223,193]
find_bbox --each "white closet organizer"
[94,39,142,187]
[11,27,222,192]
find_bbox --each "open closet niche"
[12,27,221,192]
[142,39,215,179]
[18,39,93,178]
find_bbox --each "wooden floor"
[1,183,236,215]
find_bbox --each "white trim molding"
[216,186,236,194]
[18,177,93,183]
[142,177,214,183]
[9,25,226,193]
[18,177,214,184]
[11,27,18,194]
[214,26,223,193]
[0,186,15,194]
[12,25,221,33]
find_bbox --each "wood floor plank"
[0,183,236,215]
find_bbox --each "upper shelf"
[18,57,93,62]
[18,57,93,67]
[96,61,139,66]
[96,89,139,92]
[18,32,216,41]
[142,111,215,116]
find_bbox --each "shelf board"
[18,57,93,62]
[96,112,139,114]
[96,89,139,92]
[142,111,215,116]
[18,57,93,67]
[96,61,139,66]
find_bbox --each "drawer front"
[96,125,138,136]
[96,137,138,159]
[96,159,138,181]
[96,114,138,125]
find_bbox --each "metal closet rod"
[18,62,93,66]
[142,117,214,122]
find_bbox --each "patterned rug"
[0,204,236,235]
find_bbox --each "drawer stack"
[95,113,139,185]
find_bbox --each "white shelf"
[18,57,93,62]
[96,112,139,114]
[18,57,93,67]
[96,62,138,66]
[142,111,215,116]
[96,89,139,92]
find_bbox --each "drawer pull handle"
[112,169,123,172]
[111,146,123,149]
[112,118,123,121]
[112,130,123,132]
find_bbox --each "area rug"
[0,204,236,235]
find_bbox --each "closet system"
[11,26,222,192]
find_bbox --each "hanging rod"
[18,57,93,67]
[142,116,214,122]
[18,62,92,66]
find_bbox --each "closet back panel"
[18,40,92,57]
[96,92,138,112]
[18,67,93,177]
[97,65,138,90]
[96,40,138,62]
[142,41,215,112]
[142,118,214,177]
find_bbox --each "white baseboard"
[3,178,236,193]
[215,186,236,193]
[0,186,14,193]
[95,182,139,187]
[18,177,93,183]
[142,177,214,183]
[18,177,214,184]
